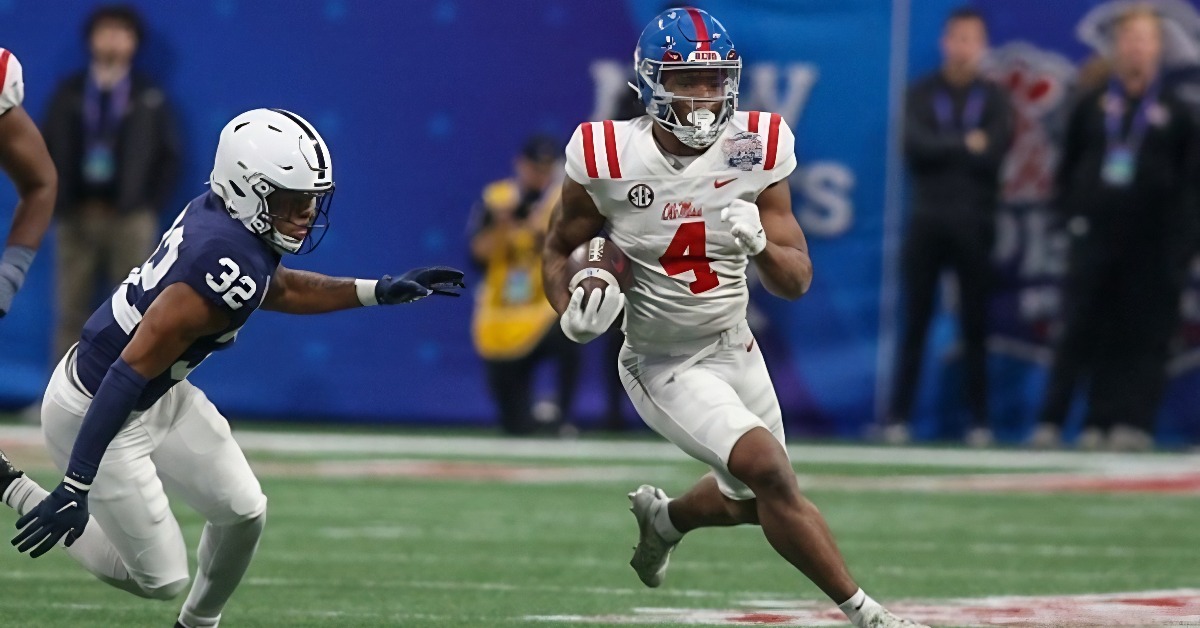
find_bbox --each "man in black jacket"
[44,5,181,358]
[885,7,1014,446]
[1031,6,1199,451]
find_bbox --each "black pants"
[890,210,993,426]
[484,324,581,435]
[1039,236,1182,433]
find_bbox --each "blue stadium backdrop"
[0,0,1195,444]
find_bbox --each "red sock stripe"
[764,113,781,170]
[748,111,760,133]
[0,50,11,94]
[603,120,621,179]
[581,122,598,178]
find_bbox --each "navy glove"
[377,266,466,304]
[13,480,90,558]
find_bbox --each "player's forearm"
[269,270,363,314]
[754,242,812,300]
[6,181,55,249]
[541,240,572,314]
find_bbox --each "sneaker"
[1108,425,1153,452]
[1076,427,1105,451]
[965,426,993,449]
[627,484,678,588]
[1027,423,1061,449]
[881,423,911,446]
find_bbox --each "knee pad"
[139,576,190,601]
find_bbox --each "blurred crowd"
[886,5,1200,451]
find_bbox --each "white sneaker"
[627,484,678,588]
[965,426,993,449]
[881,423,911,446]
[1108,425,1153,452]
[1027,422,1061,449]
[859,607,930,628]
[1077,427,1105,451]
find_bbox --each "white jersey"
[565,112,796,353]
[0,48,24,115]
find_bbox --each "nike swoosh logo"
[854,599,865,611]
[745,339,755,352]
[714,178,737,188]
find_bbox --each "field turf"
[0,424,1197,627]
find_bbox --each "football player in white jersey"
[543,9,927,628]
[0,47,57,317]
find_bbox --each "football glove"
[12,479,90,558]
[377,266,466,304]
[560,284,624,344]
[720,200,767,256]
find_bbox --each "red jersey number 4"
[659,221,718,294]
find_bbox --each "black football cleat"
[0,447,25,498]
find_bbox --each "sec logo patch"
[628,184,654,208]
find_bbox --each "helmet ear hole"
[254,181,272,195]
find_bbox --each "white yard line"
[2,424,1196,473]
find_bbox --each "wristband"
[355,279,379,306]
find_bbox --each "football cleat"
[0,446,25,499]
[860,608,930,628]
[627,484,678,588]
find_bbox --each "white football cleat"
[859,608,930,628]
[627,484,678,588]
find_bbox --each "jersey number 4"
[658,221,718,294]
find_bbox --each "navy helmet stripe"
[268,108,327,179]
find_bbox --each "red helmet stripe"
[764,114,782,170]
[0,50,11,94]
[748,111,760,133]
[603,120,622,179]
[685,8,712,51]
[581,122,598,178]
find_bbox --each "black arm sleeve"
[150,97,182,213]
[967,86,1016,175]
[1053,95,1089,217]
[903,83,966,167]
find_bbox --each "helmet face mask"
[633,8,742,149]
[647,64,740,149]
[210,109,335,255]
[260,185,334,255]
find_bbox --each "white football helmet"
[210,108,334,254]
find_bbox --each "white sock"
[839,588,884,627]
[652,498,683,543]
[179,514,266,628]
[3,475,144,595]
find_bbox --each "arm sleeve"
[903,83,966,166]
[1054,95,1089,216]
[968,85,1016,175]
[769,116,798,183]
[65,358,148,485]
[150,93,182,212]
[0,50,25,116]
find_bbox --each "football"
[563,236,633,307]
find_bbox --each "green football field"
[1,423,1197,627]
